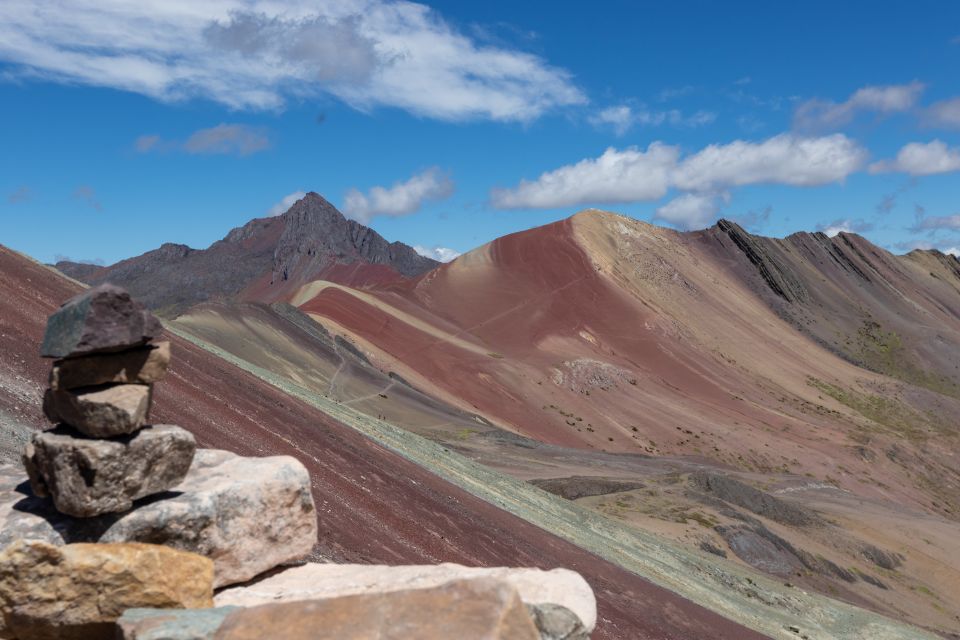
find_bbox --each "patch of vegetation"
[849,320,960,399]
[806,377,933,440]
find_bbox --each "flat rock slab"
[40,284,163,359]
[0,449,317,588]
[50,342,170,390]
[122,578,539,640]
[43,384,152,437]
[215,562,596,632]
[23,424,195,517]
[0,540,212,640]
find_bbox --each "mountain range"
[10,192,960,637]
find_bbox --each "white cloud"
[490,133,866,210]
[343,168,453,223]
[0,1,585,121]
[673,133,867,191]
[414,245,461,262]
[925,97,960,128]
[794,82,924,130]
[590,105,715,135]
[654,193,728,230]
[490,143,679,209]
[135,124,271,156]
[817,218,874,237]
[869,140,960,176]
[267,190,307,217]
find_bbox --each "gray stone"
[49,342,170,390]
[0,449,317,588]
[23,425,195,517]
[527,603,589,640]
[41,284,163,359]
[116,607,239,640]
[43,384,152,437]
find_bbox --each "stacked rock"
[23,284,196,518]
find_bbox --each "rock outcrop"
[0,540,212,640]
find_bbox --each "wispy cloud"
[869,140,960,176]
[794,81,924,131]
[135,124,271,157]
[924,97,960,129]
[344,168,454,223]
[414,245,461,262]
[0,1,585,121]
[911,207,960,231]
[728,205,773,231]
[590,105,716,136]
[7,185,31,204]
[267,190,307,217]
[491,133,867,216]
[72,185,102,212]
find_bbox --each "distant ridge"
[56,193,438,317]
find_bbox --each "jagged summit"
[56,194,438,317]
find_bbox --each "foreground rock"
[0,540,212,640]
[43,384,152,437]
[40,284,163,359]
[49,342,170,390]
[0,449,316,587]
[121,579,539,640]
[214,562,596,632]
[23,425,195,517]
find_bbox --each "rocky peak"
[271,192,437,282]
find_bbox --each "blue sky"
[1,0,959,265]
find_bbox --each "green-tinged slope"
[168,324,936,640]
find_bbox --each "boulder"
[217,578,538,640]
[43,384,152,437]
[0,540,212,640]
[23,424,195,517]
[214,562,596,632]
[49,342,170,390]
[0,449,317,588]
[116,607,238,640]
[40,284,163,359]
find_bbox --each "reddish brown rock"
[40,284,162,359]
[49,342,170,390]
[0,540,212,640]
[43,384,152,437]
[213,578,539,640]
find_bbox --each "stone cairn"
[26,284,193,518]
[0,284,594,640]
